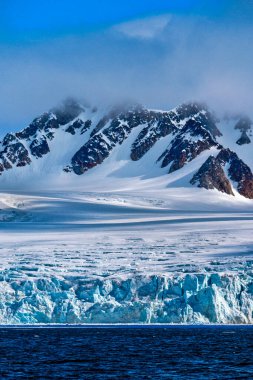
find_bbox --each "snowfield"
[0,191,253,324]
[1,100,253,323]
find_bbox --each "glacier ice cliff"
[0,271,252,324]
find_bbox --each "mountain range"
[0,98,252,200]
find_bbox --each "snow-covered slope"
[0,99,252,203]
[0,193,253,324]
[1,99,253,324]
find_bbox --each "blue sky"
[1,0,252,44]
[1,1,253,135]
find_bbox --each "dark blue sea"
[0,325,252,379]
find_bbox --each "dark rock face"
[71,134,111,175]
[2,157,12,170]
[71,105,160,175]
[16,113,59,140]
[30,137,50,158]
[65,119,91,135]
[71,103,222,176]
[191,148,253,199]
[0,99,86,176]
[0,157,12,173]
[102,107,153,143]
[0,113,57,174]
[81,120,92,134]
[2,133,17,146]
[192,109,221,138]
[0,142,31,168]
[157,120,219,173]
[170,102,221,137]
[219,149,253,199]
[238,176,253,199]
[130,113,177,161]
[90,105,129,137]
[236,131,251,145]
[130,102,221,163]
[51,98,84,126]
[191,155,233,195]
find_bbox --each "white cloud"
[1,15,253,135]
[113,14,171,40]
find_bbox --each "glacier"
[0,191,253,324]
[0,270,253,324]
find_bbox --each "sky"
[1,0,253,135]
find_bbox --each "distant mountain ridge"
[0,98,253,199]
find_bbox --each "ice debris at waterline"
[0,271,253,324]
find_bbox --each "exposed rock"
[1,142,31,167]
[130,102,221,162]
[0,163,4,173]
[71,134,111,175]
[51,98,84,126]
[30,137,50,158]
[0,113,56,174]
[191,148,253,199]
[71,102,222,175]
[16,113,59,140]
[2,133,17,146]
[90,105,129,137]
[172,102,221,138]
[191,155,233,195]
[1,157,12,170]
[193,108,222,138]
[45,131,54,141]
[65,119,91,135]
[130,113,177,161]
[0,98,87,176]
[71,105,156,175]
[81,120,92,134]
[158,120,219,173]
[0,99,252,201]
[236,130,251,145]
[219,149,253,199]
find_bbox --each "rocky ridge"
[191,148,253,198]
[0,99,253,199]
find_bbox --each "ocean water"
[0,326,252,379]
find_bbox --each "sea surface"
[0,325,252,379]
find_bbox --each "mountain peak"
[0,99,252,200]
[50,97,86,125]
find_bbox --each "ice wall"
[0,271,252,324]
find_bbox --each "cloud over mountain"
[0,10,253,136]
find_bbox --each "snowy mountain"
[1,99,253,324]
[0,98,252,200]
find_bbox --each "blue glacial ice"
[0,271,252,324]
